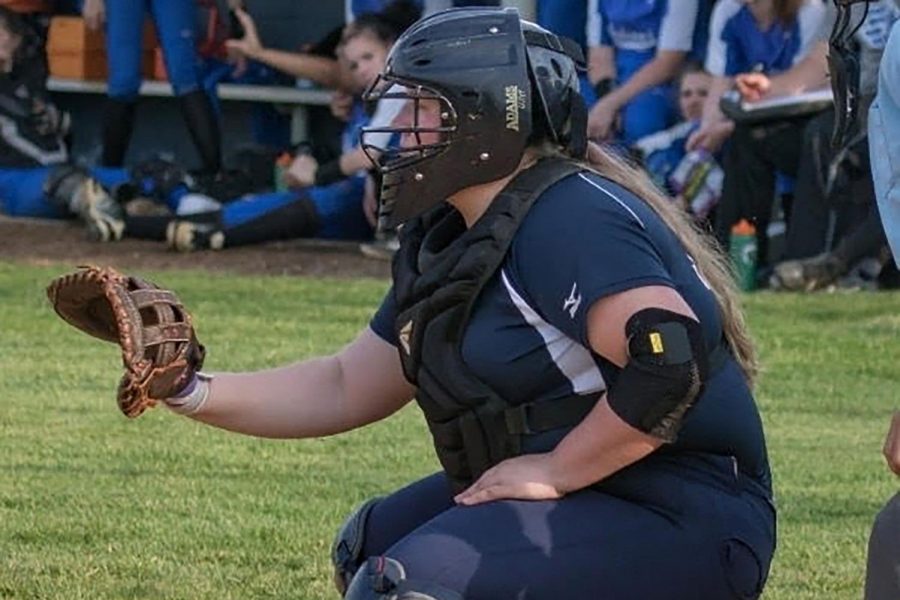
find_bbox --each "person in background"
[0,6,126,240]
[224,1,497,95]
[631,63,720,223]
[585,0,704,145]
[687,0,826,273]
[0,0,52,82]
[160,7,412,251]
[718,0,898,291]
[81,0,230,173]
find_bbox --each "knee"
[332,498,382,596]
[343,556,463,600]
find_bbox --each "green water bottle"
[273,153,292,192]
[729,219,757,292]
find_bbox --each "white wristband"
[164,372,213,416]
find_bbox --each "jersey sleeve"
[657,0,699,52]
[369,287,399,346]
[705,0,741,76]
[586,0,609,48]
[508,173,676,348]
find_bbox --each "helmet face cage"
[360,76,458,175]
[357,7,584,230]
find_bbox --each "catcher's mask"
[360,6,587,229]
[828,0,872,148]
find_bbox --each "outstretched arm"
[225,8,346,90]
[182,327,415,439]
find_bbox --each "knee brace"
[332,498,381,596]
[606,308,709,442]
[344,557,463,600]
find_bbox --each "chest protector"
[392,158,600,493]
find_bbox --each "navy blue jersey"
[372,171,771,494]
[706,0,825,77]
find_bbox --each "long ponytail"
[582,145,759,384]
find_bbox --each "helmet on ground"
[361,6,587,228]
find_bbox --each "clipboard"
[719,88,834,124]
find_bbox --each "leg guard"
[44,165,125,242]
[344,557,463,600]
[332,498,381,596]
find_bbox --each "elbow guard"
[606,308,709,442]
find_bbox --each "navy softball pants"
[356,457,776,599]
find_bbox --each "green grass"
[1,261,898,599]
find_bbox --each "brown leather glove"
[47,265,205,418]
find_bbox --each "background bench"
[48,76,333,144]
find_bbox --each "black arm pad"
[606,308,709,442]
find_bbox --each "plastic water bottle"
[273,153,292,192]
[729,219,757,292]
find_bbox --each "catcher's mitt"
[46,266,205,418]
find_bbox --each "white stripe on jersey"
[705,0,743,77]
[500,270,606,395]
[577,173,646,229]
[658,0,699,51]
[587,0,603,47]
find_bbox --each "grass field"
[1,261,899,599]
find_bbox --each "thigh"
[307,176,372,240]
[150,0,202,95]
[362,472,456,559]
[0,167,65,218]
[383,486,770,599]
[104,0,147,99]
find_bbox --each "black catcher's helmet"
[361,6,587,228]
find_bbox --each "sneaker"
[771,252,846,292]
[76,179,125,242]
[359,236,399,261]
[166,220,225,252]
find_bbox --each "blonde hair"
[536,143,759,385]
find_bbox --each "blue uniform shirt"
[706,0,825,77]
[587,0,700,56]
[371,170,772,494]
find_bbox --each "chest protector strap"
[392,158,589,492]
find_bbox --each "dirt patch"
[0,216,392,279]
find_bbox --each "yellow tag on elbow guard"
[649,332,664,354]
